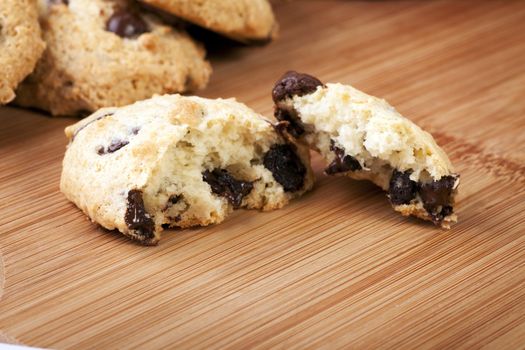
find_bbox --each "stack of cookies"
[0,0,278,116]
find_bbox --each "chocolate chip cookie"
[273,71,460,228]
[139,0,278,42]
[0,0,45,104]
[61,94,314,244]
[14,0,211,116]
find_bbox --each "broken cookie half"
[272,71,459,228]
[61,94,314,245]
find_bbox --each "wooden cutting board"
[1,1,524,349]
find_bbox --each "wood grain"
[1,1,525,349]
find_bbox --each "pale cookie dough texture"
[14,0,211,116]
[139,0,278,42]
[0,0,45,104]
[61,94,314,245]
[273,71,459,228]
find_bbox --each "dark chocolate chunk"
[263,144,306,192]
[163,194,182,211]
[325,142,362,175]
[107,139,129,153]
[106,10,149,38]
[125,189,155,240]
[97,139,129,155]
[274,107,305,138]
[441,205,454,217]
[419,175,457,220]
[389,170,418,205]
[168,194,181,205]
[131,127,141,135]
[272,71,323,103]
[202,169,253,208]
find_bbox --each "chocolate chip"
[168,195,181,205]
[419,175,457,221]
[163,194,182,211]
[97,139,129,155]
[325,141,361,175]
[263,144,306,192]
[202,169,254,208]
[106,10,149,38]
[125,189,155,240]
[274,107,305,138]
[441,205,453,217]
[389,170,418,205]
[272,71,323,103]
[107,139,129,153]
[131,127,141,135]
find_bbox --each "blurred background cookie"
[14,0,211,116]
[138,0,278,43]
[0,0,45,105]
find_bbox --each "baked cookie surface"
[0,0,45,104]
[273,71,459,228]
[14,0,211,116]
[61,94,314,244]
[139,0,277,42]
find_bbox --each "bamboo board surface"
[1,1,525,349]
